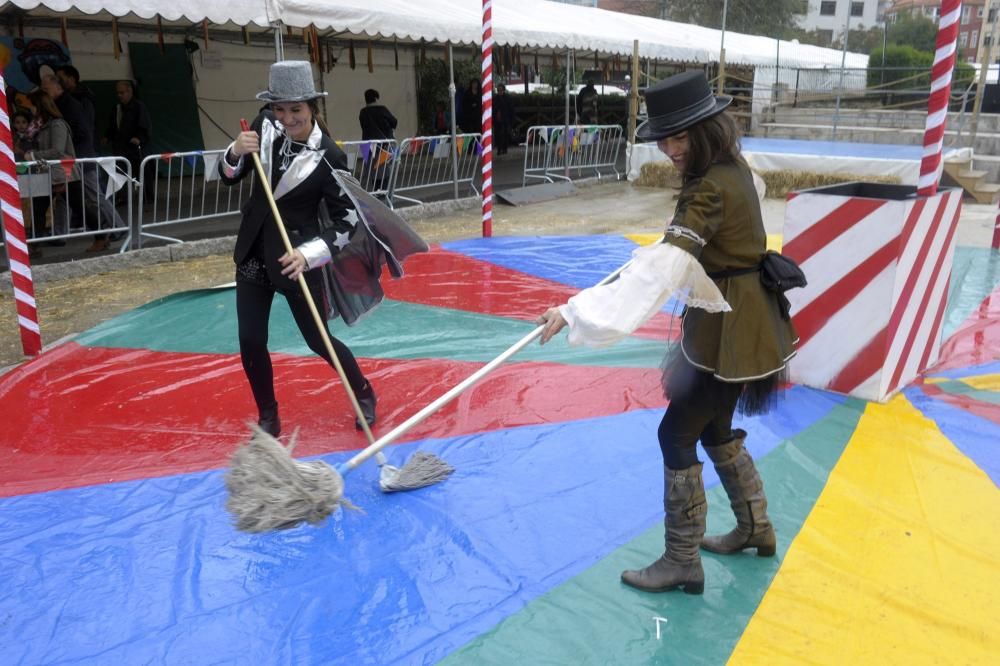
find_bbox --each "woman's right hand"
[231,130,260,157]
[536,306,568,345]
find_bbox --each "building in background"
[795,0,882,46]
[887,0,987,62]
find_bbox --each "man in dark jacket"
[105,79,152,184]
[358,88,397,140]
[56,65,98,146]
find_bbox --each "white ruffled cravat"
[559,243,731,348]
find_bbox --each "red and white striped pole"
[481,0,493,238]
[917,0,963,197]
[0,75,41,357]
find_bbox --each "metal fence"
[337,139,398,201]
[522,124,624,186]
[388,133,482,207]
[14,155,132,252]
[132,149,254,250]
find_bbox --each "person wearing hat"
[219,60,377,437]
[536,70,797,594]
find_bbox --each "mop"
[226,239,680,533]
[224,119,452,531]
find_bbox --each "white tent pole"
[449,44,459,199]
[273,20,284,61]
[564,48,572,178]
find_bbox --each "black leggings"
[236,277,367,413]
[658,365,744,470]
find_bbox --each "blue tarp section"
[904,386,1000,486]
[928,360,1000,380]
[0,387,841,665]
[742,137,924,160]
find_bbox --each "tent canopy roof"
[5,0,869,69]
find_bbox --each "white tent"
[5,0,868,69]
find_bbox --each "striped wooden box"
[782,183,962,402]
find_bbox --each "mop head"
[225,425,359,533]
[379,451,455,492]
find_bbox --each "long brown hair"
[270,99,330,137]
[26,90,63,124]
[682,111,741,181]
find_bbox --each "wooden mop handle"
[239,118,379,448]
[338,243,657,472]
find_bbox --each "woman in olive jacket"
[537,71,797,595]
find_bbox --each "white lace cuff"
[560,243,731,348]
[298,238,332,269]
[222,143,244,178]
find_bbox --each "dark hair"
[27,89,63,123]
[364,88,379,104]
[680,111,741,181]
[56,64,80,83]
[116,79,135,92]
[12,109,32,124]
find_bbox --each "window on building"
[972,29,980,46]
[959,32,969,48]
[986,35,994,47]
[817,29,835,45]
[850,2,864,17]
[820,1,837,16]
[962,6,972,24]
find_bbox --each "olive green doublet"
[665,159,798,382]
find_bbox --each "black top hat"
[635,71,731,142]
[256,60,328,103]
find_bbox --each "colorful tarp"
[1,235,998,664]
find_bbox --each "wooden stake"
[349,40,355,69]
[60,18,68,47]
[394,38,399,70]
[202,19,209,51]
[367,40,373,73]
[112,18,121,60]
[156,16,165,55]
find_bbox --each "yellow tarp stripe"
[625,233,783,252]
[729,394,1000,664]
[957,374,1000,391]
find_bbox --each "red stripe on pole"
[917,0,963,197]
[792,238,900,347]
[0,74,41,357]
[782,198,887,264]
[481,0,493,238]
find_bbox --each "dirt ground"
[3,180,994,371]
[0,182,676,370]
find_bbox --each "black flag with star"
[316,171,429,325]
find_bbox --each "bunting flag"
[432,139,450,159]
[202,153,221,182]
[359,142,371,162]
[157,16,165,54]
[60,18,68,47]
[367,40,373,73]
[99,159,130,198]
[349,40,356,69]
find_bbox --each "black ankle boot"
[258,403,281,437]
[354,383,377,431]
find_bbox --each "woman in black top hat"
[219,60,377,437]
[537,70,797,594]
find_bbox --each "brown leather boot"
[701,430,776,556]
[621,463,706,594]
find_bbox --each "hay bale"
[761,170,902,199]
[635,161,902,199]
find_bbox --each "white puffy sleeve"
[558,243,730,348]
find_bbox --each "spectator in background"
[12,109,37,160]
[576,77,599,125]
[55,65,98,147]
[105,79,152,195]
[23,89,78,242]
[41,72,126,252]
[493,83,515,156]
[358,88,397,141]
[459,78,481,134]
[432,100,450,134]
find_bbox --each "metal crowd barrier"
[522,125,624,186]
[133,149,254,250]
[337,139,398,201]
[388,133,482,207]
[14,155,132,253]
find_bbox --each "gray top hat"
[256,60,328,103]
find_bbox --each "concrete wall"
[4,24,421,151]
